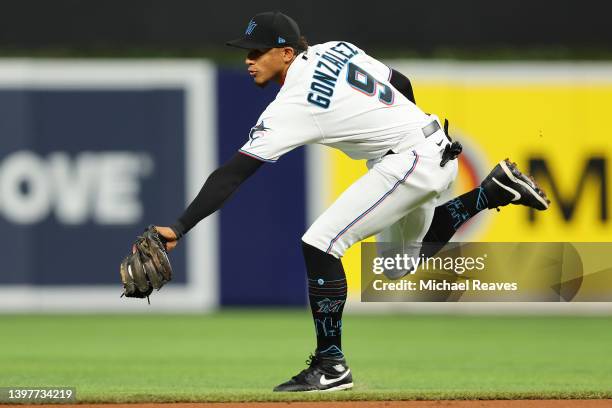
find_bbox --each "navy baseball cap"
[226,11,301,49]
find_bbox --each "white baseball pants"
[303,126,458,258]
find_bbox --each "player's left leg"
[272,241,353,392]
[273,138,457,392]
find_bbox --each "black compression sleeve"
[171,152,264,237]
[389,68,415,104]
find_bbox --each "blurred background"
[1,0,611,313]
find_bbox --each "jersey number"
[346,63,394,105]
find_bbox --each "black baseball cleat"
[481,158,550,211]
[273,353,353,392]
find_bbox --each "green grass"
[1,311,612,402]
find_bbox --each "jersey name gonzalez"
[307,42,359,109]
[239,41,430,163]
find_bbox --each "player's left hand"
[153,226,179,252]
[120,225,174,303]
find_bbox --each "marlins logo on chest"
[249,121,269,145]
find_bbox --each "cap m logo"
[245,20,257,35]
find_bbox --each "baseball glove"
[120,226,173,303]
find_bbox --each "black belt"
[384,119,462,167]
[384,121,442,157]
[422,120,441,138]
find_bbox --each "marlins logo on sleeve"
[239,94,322,162]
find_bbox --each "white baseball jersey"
[239,41,458,258]
[239,41,431,162]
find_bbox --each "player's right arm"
[389,69,415,104]
[353,45,416,104]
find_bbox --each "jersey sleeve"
[239,101,321,163]
[342,42,392,82]
[366,56,393,82]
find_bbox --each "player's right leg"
[375,205,435,279]
[481,158,550,210]
[373,158,552,281]
[422,158,550,246]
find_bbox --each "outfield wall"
[0,0,608,52]
[0,59,610,312]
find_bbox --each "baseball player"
[154,11,550,392]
